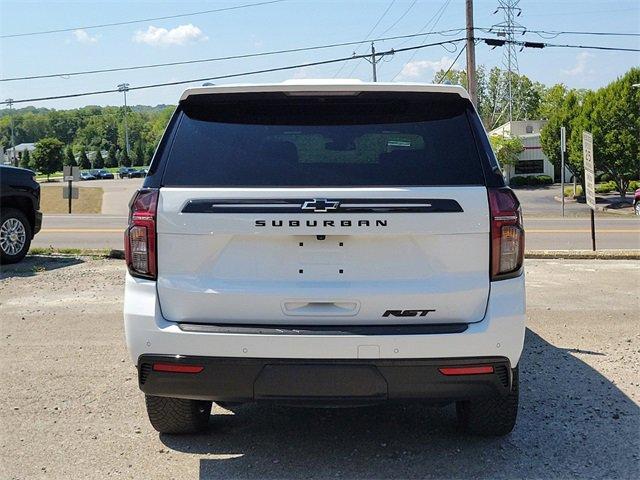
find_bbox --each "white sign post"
[582,131,596,251]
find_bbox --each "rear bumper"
[124,272,525,366]
[138,355,513,403]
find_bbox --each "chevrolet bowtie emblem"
[301,199,340,213]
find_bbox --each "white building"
[489,121,572,182]
[3,143,35,166]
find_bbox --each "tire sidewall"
[0,208,32,264]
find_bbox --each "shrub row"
[510,175,554,186]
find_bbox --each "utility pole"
[371,43,378,82]
[465,0,478,108]
[5,98,16,166]
[490,0,525,121]
[117,83,131,156]
[362,42,385,82]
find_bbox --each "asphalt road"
[1,258,638,479]
[32,213,640,251]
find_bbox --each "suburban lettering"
[254,219,388,228]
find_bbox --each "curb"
[553,195,634,215]
[525,249,640,260]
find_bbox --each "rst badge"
[383,309,436,317]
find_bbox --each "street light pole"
[117,83,131,156]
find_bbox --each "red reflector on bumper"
[152,363,204,374]
[438,365,494,376]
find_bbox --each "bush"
[536,175,553,185]
[510,176,529,186]
[595,181,616,194]
[510,175,553,187]
[628,181,638,191]
[564,186,583,198]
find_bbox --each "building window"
[515,160,544,174]
[525,125,534,133]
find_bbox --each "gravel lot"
[0,257,638,480]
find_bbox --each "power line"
[390,0,453,81]
[333,0,397,78]
[437,44,467,83]
[1,28,469,82]
[478,27,640,38]
[376,0,419,38]
[2,37,636,106]
[0,0,288,39]
[0,39,467,105]
[479,37,640,52]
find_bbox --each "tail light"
[125,189,158,279]
[488,187,524,281]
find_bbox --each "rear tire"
[0,208,32,264]
[456,366,519,436]
[145,395,212,434]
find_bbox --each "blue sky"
[1,0,638,109]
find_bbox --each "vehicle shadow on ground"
[160,329,639,480]
[0,255,84,279]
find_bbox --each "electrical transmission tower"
[490,0,526,121]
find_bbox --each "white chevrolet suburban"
[124,81,525,436]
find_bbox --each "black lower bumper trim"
[177,322,469,335]
[138,355,512,404]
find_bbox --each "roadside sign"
[62,186,79,199]
[63,165,80,182]
[582,132,595,210]
[560,126,566,153]
[582,131,596,251]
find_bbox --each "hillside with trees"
[0,104,174,169]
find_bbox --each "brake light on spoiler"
[488,187,525,281]
[125,189,158,279]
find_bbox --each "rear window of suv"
[161,92,485,187]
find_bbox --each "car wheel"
[145,395,212,434]
[635,201,640,216]
[456,366,519,436]
[0,208,32,264]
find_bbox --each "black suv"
[0,165,42,263]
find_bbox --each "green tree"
[571,69,640,198]
[433,66,544,129]
[64,146,76,166]
[94,149,105,169]
[489,135,524,170]
[133,141,145,166]
[120,149,131,167]
[540,89,583,182]
[30,137,64,180]
[106,145,117,167]
[78,147,91,169]
[19,150,31,169]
